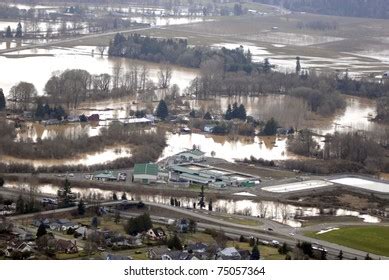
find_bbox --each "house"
[148,247,171,260]
[67,115,80,122]
[94,170,119,182]
[186,242,208,254]
[103,253,133,260]
[32,218,50,228]
[133,163,159,184]
[180,127,191,134]
[161,251,193,260]
[11,227,34,241]
[176,218,189,233]
[54,240,78,254]
[123,117,152,125]
[217,247,241,260]
[238,249,251,260]
[203,124,216,133]
[146,228,166,241]
[88,114,100,122]
[176,148,205,162]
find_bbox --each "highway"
[6,194,387,260]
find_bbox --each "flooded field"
[7,94,386,167]
[1,146,131,168]
[0,46,198,96]
[161,133,290,162]
[0,146,132,168]
[4,182,381,227]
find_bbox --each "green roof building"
[133,163,159,184]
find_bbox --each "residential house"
[203,124,216,133]
[148,247,171,260]
[176,218,189,233]
[133,163,159,184]
[11,227,34,241]
[53,239,78,254]
[217,247,241,260]
[146,227,166,241]
[186,242,208,254]
[88,114,100,122]
[103,253,133,260]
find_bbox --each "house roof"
[179,149,205,157]
[220,247,241,257]
[94,170,120,179]
[134,163,159,176]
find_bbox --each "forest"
[108,33,259,73]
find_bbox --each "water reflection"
[4,183,381,227]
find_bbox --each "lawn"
[305,226,389,257]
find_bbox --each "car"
[68,173,74,177]
[271,240,280,246]
[267,228,273,231]
[289,232,295,236]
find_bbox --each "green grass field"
[305,226,389,257]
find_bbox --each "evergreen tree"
[189,109,196,118]
[91,216,99,228]
[203,112,212,120]
[225,104,232,120]
[208,198,213,211]
[60,179,73,207]
[296,56,301,74]
[15,22,23,38]
[237,104,247,120]
[5,26,12,38]
[263,58,272,73]
[121,192,127,200]
[170,197,174,206]
[114,210,121,224]
[198,186,205,209]
[16,195,25,214]
[35,102,45,119]
[188,219,197,233]
[77,199,86,215]
[0,177,4,187]
[338,250,343,260]
[167,234,183,250]
[112,192,118,201]
[0,89,6,111]
[156,99,169,120]
[251,244,260,260]
[36,223,47,238]
[232,102,239,118]
[263,118,279,136]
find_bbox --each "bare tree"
[96,46,107,57]
[158,62,172,89]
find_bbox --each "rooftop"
[134,163,159,176]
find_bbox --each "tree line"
[108,33,263,74]
[254,0,389,19]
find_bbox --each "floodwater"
[0,46,199,96]
[4,182,381,227]
[161,133,291,162]
[9,95,386,166]
[0,146,131,168]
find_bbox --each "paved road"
[134,202,389,260]
[6,196,388,260]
